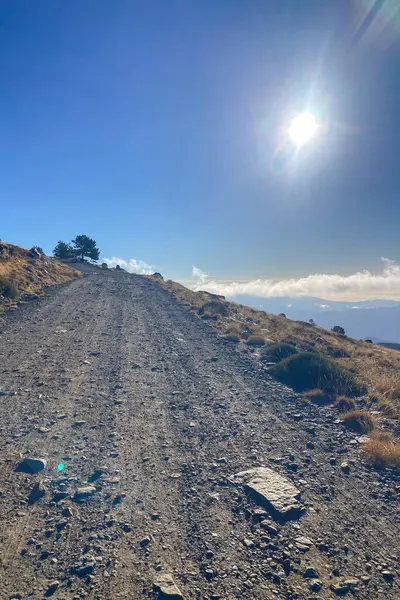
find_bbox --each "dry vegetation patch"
[154,278,400,425]
[363,432,400,468]
[0,241,80,312]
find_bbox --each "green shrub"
[246,334,265,346]
[270,352,365,396]
[261,342,298,363]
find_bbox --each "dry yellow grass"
[0,242,80,310]
[155,278,400,421]
[363,431,400,468]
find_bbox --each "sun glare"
[288,112,317,147]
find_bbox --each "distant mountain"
[227,295,400,343]
[379,342,400,351]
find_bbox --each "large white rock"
[153,573,185,600]
[231,467,303,520]
[73,486,96,502]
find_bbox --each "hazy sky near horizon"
[1,1,399,296]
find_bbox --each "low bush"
[226,323,242,335]
[335,396,357,411]
[224,323,242,343]
[224,333,241,343]
[332,325,346,335]
[261,342,298,363]
[363,431,400,468]
[246,334,265,347]
[0,275,19,299]
[270,352,365,396]
[341,410,376,433]
[199,300,229,318]
[325,345,351,358]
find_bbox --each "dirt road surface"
[0,268,398,599]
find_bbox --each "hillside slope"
[0,241,80,312]
[157,280,400,421]
[0,268,398,599]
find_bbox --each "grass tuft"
[341,410,376,433]
[363,431,400,468]
[335,396,357,411]
[0,275,19,299]
[304,388,333,405]
[246,334,266,347]
[270,352,364,396]
[224,333,241,343]
[261,342,298,363]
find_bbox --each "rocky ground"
[0,267,398,600]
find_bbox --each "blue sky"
[1,0,399,293]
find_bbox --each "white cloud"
[381,256,395,264]
[189,260,400,300]
[192,265,209,283]
[102,256,155,275]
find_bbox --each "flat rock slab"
[16,457,47,474]
[73,486,96,502]
[231,467,304,521]
[153,573,185,600]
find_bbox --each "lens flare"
[288,112,317,146]
[57,463,65,471]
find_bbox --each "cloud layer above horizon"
[190,258,400,300]
[103,256,155,275]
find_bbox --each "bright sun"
[288,112,317,147]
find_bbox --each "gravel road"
[0,268,398,599]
